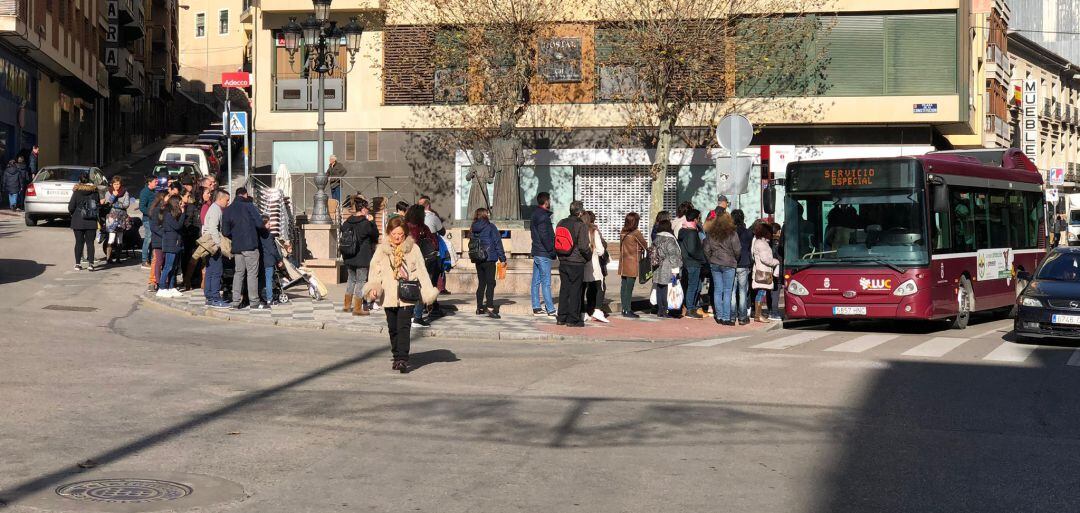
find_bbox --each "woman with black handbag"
[362,216,439,373]
[751,222,779,323]
[618,212,648,318]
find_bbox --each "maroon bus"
[781,148,1045,329]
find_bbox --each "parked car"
[1015,247,1080,341]
[151,161,200,183]
[24,166,107,226]
[181,144,222,178]
[158,146,212,178]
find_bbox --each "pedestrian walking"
[579,211,608,322]
[156,196,187,297]
[201,189,230,308]
[67,173,100,271]
[138,175,156,268]
[703,212,740,325]
[678,209,706,319]
[618,212,648,318]
[470,207,507,318]
[3,159,24,211]
[260,215,283,306]
[555,200,592,327]
[530,192,556,316]
[652,217,683,318]
[752,222,780,323]
[362,216,439,373]
[103,177,132,265]
[731,210,754,325]
[222,187,265,309]
[340,195,379,316]
[15,155,29,209]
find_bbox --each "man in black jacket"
[555,200,592,327]
[731,209,754,325]
[222,187,266,309]
[678,209,707,319]
[530,192,556,316]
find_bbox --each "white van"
[158,146,210,177]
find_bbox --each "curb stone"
[277,319,326,330]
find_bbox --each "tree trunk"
[649,115,675,227]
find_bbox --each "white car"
[158,146,210,178]
[23,166,107,226]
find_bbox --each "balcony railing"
[984,114,1010,142]
[1043,98,1052,118]
[985,44,1011,84]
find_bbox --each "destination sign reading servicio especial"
[787,159,919,191]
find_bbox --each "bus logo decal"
[859,278,892,291]
[823,278,831,289]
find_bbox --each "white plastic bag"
[649,287,657,306]
[667,279,684,310]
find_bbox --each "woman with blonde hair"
[703,212,741,325]
[580,211,608,322]
[362,216,439,373]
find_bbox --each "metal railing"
[985,44,1011,81]
[984,114,1010,141]
[246,174,420,224]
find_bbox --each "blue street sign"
[222,111,248,134]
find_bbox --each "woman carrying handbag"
[363,216,439,373]
[751,222,780,323]
[618,212,648,318]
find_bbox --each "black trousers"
[656,284,669,316]
[582,280,600,315]
[385,307,413,360]
[475,261,496,308]
[73,228,95,264]
[557,263,584,324]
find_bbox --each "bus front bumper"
[785,296,933,320]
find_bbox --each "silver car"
[24,166,107,226]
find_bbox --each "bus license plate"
[833,306,867,316]
[1052,314,1080,325]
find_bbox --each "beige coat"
[751,237,780,289]
[586,229,606,282]
[362,237,439,307]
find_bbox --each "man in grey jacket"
[202,189,230,308]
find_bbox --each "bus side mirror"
[763,184,776,215]
[932,184,949,214]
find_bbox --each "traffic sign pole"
[716,113,754,208]
[225,99,232,196]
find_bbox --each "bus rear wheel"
[949,277,973,330]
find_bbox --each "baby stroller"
[272,239,327,303]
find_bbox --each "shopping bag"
[649,287,657,306]
[667,278,684,310]
[496,261,507,280]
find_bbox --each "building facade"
[946,0,1011,149]
[249,0,979,236]
[1010,0,1080,65]
[1008,32,1080,194]
[177,0,246,92]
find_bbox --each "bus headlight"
[893,279,919,297]
[787,280,809,296]
[1020,296,1043,307]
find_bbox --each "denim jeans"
[531,256,554,312]
[140,224,151,263]
[413,302,424,321]
[264,266,276,302]
[710,264,736,321]
[733,268,751,321]
[7,193,17,209]
[204,253,223,303]
[345,266,369,297]
[684,265,703,311]
[159,252,179,290]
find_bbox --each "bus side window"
[932,211,952,252]
[950,188,977,253]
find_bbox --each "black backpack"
[338,228,359,257]
[80,196,98,221]
[418,236,440,264]
[468,236,488,263]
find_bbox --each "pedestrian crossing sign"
[223,112,248,134]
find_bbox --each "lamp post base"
[301,222,340,284]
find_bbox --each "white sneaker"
[582,314,591,322]
[370,303,382,311]
[592,311,609,323]
[168,289,184,298]
[156,289,170,298]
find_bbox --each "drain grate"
[42,305,99,312]
[55,479,192,503]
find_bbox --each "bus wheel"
[949,277,973,330]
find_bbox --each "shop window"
[271,31,347,111]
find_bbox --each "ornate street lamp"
[279,0,364,224]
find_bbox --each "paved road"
[3,216,1080,513]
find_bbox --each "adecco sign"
[221,72,251,88]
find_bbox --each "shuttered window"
[884,14,956,95]
[819,16,884,96]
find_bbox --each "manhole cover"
[55,479,192,503]
[42,304,98,312]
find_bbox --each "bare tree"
[590,0,829,219]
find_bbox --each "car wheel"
[949,277,973,330]
[23,213,36,226]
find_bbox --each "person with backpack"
[703,212,741,325]
[618,212,648,318]
[705,194,729,221]
[405,204,440,327]
[529,191,556,316]
[470,207,506,318]
[555,201,592,327]
[652,217,683,318]
[678,209,707,319]
[68,173,101,271]
[340,195,379,316]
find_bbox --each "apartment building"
[248,0,976,232]
[946,0,1011,149]
[177,0,246,92]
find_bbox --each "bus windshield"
[784,189,929,268]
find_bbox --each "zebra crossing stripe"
[751,331,832,350]
[824,334,899,353]
[681,337,746,347]
[1067,350,1080,367]
[901,337,968,358]
[983,342,1039,363]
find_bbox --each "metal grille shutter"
[885,14,957,95]
[383,26,435,105]
[821,16,885,96]
[575,166,677,242]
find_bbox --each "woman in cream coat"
[363,216,439,373]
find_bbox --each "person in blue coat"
[471,207,506,319]
[156,196,188,298]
